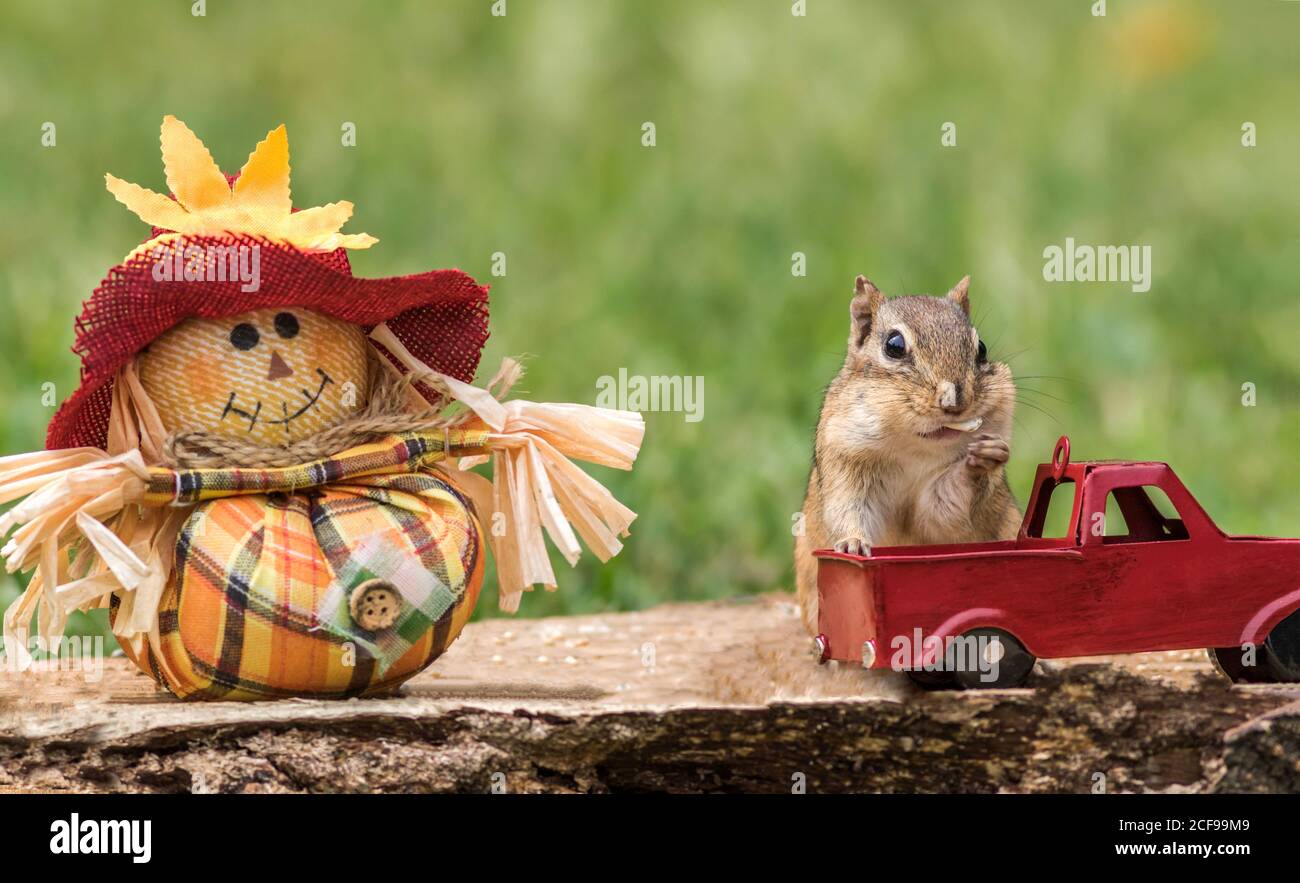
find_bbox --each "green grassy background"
[1,0,1298,644]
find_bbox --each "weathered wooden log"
[2,595,1297,793]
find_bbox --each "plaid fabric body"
[132,468,483,700]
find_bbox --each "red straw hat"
[46,117,489,451]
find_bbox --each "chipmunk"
[794,275,1021,634]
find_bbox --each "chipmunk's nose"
[267,350,294,381]
[937,380,964,414]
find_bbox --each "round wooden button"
[349,579,403,631]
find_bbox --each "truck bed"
[817,540,1082,565]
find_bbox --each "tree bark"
[2,595,1298,793]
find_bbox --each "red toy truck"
[813,436,1300,688]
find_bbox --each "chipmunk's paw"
[833,536,872,557]
[965,433,1010,471]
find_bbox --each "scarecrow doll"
[0,117,643,700]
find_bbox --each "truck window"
[1098,485,1188,543]
[1026,478,1078,539]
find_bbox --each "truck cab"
[1020,436,1207,550]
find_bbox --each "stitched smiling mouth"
[221,368,334,434]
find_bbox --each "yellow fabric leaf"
[160,115,231,212]
[309,231,379,250]
[104,175,194,232]
[234,123,291,215]
[284,200,354,237]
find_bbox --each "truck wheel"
[1265,608,1300,682]
[947,628,1035,690]
[906,668,957,690]
[1208,646,1273,683]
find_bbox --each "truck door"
[1080,478,1201,650]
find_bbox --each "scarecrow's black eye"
[977,339,988,364]
[229,323,259,351]
[274,312,300,339]
[883,330,907,360]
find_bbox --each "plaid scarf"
[142,428,489,505]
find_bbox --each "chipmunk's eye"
[977,339,988,364]
[883,330,907,360]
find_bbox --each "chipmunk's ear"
[947,275,971,316]
[849,275,886,350]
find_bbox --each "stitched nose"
[937,381,963,414]
[267,350,294,381]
